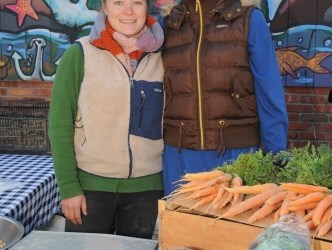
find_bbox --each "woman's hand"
[61,194,87,225]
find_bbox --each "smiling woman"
[103,0,148,37]
[48,0,165,240]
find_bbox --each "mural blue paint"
[0,0,332,87]
[265,0,332,87]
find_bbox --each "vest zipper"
[129,76,134,88]
[218,120,226,156]
[138,88,146,129]
[177,122,184,153]
[196,0,205,149]
[127,54,150,177]
[128,75,134,177]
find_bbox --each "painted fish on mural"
[276,47,332,79]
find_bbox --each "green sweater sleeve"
[48,43,84,200]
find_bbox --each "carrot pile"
[169,171,332,237]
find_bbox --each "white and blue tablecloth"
[0,154,61,235]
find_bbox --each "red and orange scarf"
[90,13,164,75]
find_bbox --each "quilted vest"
[162,0,260,153]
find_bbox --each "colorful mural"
[0,0,332,87]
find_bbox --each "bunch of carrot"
[169,171,332,237]
[169,170,240,211]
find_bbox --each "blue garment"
[162,9,288,196]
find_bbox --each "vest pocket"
[131,82,164,140]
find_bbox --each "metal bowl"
[0,216,24,250]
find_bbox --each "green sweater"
[48,43,163,200]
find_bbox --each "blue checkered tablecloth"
[0,154,61,235]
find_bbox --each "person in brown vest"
[158,0,289,195]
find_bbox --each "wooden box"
[158,195,332,250]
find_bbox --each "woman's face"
[103,0,147,37]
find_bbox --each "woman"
[48,0,164,239]
[160,0,289,195]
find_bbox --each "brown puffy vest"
[162,0,260,153]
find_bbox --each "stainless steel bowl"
[0,216,24,250]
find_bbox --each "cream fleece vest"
[74,37,164,178]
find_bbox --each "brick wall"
[0,81,53,102]
[0,81,331,148]
[285,87,332,148]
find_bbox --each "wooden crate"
[158,196,332,250]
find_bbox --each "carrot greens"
[216,144,332,188]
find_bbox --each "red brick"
[0,88,7,96]
[18,81,42,88]
[0,81,19,87]
[298,132,318,140]
[301,114,329,122]
[314,123,332,131]
[298,131,332,140]
[314,87,331,95]
[288,122,311,131]
[42,82,54,88]
[285,94,300,103]
[8,88,33,96]
[299,95,328,104]
[286,104,314,113]
[312,104,332,113]
[33,88,52,97]
[285,87,313,94]
[287,131,298,139]
[288,113,301,121]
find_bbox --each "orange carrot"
[318,220,332,237]
[232,193,244,206]
[280,183,329,194]
[292,194,306,217]
[289,201,319,211]
[217,191,234,209]
[265,191,288,205]
[179,179,206,189]
[279,191,297,216]
[188,185,219,200]
[224,183,278,195]
[290,192,326,206]
[212,190,230,210]
[173,173,232,195]
[312,195,332,226]
[304,208,316,222]
[295,209,306,217]
[230,176,243,205]
[212,177,241,210]
[189,192,217,210]
[248,202,281,224]
[207,182,230,211]
[222,186,283,218]
[320,206,332,224]
[183,170,224,181]
[306,219,316,230]
[274,208,281,223]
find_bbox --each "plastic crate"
[0,101,50,154]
